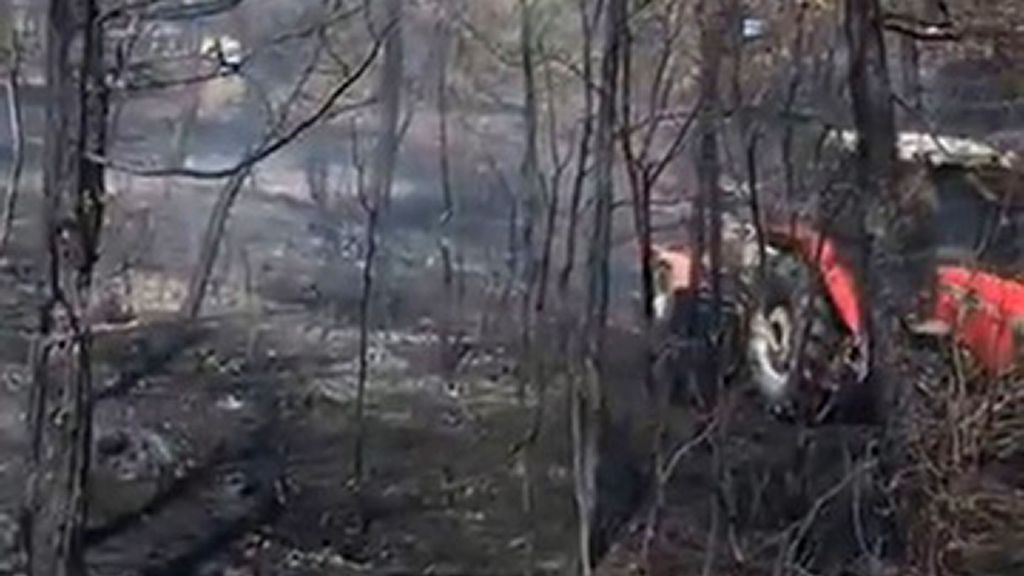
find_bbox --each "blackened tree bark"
[584,0,624,427]
[558,0,596,302]
[517,0,544,397]
[368,0,403,316]
[530,49,574,426]
[534,57,568,323]
[695,3,727,573]
[516,1,544,571]
[843,0,902,560]
[844,0,897,379]
[574,0,625,572]
[26,0,106,573]
[353,176,377,496]
[370,0,403,213]
[179,168,251,319]
[352,0,402,513]
[696,0,723,332]
[435,5,459,388]
[846,0,897,202]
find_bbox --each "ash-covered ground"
[0,177,915,576]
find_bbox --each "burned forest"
[0,0,1023,574]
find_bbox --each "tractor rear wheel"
[746,249,848,422]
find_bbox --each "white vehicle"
[200,34,244,69]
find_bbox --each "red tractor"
[653,131,1024,423]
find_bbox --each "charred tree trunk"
[353,200,378,491]
[349,0,402,498]
[529,54,570,435]
[617,14,660,566]
[518,0,544,370]
[0,32,23,254]
[516,4,545,569]
[846,0,897,208]
[558,0,596,303]
[843,0,902,560]
[26,0,106,573]
[844,0,897,384]
[534,57,565,322]
[369,0,403,315]
[696,2,726,573]
[435,7,460,388]
[371,0,403,212]
[518,0,541,348]
[697,0,723,334]
[349,113,378,544]
[618,4,654,340]
[780,4,808,208]
[584,0,623,401]
[179,169,250,319]
[575,0,624,572]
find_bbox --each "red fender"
[763,222,865,339]
[761,220,1024,373]
[930,266,1024,374]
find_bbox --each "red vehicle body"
[652,132,1024,421]
[765,220,1024,376]
[928,266,1024,373]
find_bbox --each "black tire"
[746,249,847,423]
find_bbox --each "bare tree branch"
[87,31,387,180]
[102,0,245,23]
[121,4,363,92]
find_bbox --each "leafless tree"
[572,0,625,573]
[351,117,376,501]
[558,0,597,304]
[616,0,702,564]
[0,18,24,254]
[25,0,106,573]
[517,0,544,371]
[435,0,462,388]
[349,0,404,527]
[844,0,898,408]
[179,168,251,318]
[365,0,403,322]
[369,0,403,215]
[619,0,694,338]
[844,0,903,565]
[694,2,729,573]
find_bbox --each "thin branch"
[122,3,364,92]
[659,417,716,484]
[882,15,960,41]
[102,0,244,23]
[449,7,519,68]
[783,458,877,568]
[647,97,701,183]
[89,32,386,180]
